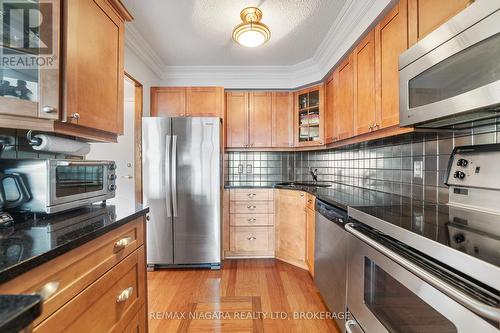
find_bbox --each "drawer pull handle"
[34,281,59,301]
[247,205,256,209]
[116,286,134,303]
[114,236,133,251]
[247,236,257,241]
[308,199,313,204]
[247,193,256,197]
[247,218,257,223]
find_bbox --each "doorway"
[87,73,143,204]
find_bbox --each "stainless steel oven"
[1,159,116,213]
[399,0,500,128]
[345,223,500,333]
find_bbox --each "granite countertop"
[0,200,149,284]
[225,182,407,210]
[0,199,148,331]
[0,295,42,332]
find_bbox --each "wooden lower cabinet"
[305,205,316,276]
[0,217,148,332]
[226,189,275,258]
[275,189,307,269]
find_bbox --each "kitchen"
[0,0,499,332]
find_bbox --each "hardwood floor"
[147,259,341,333]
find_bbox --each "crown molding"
[125,0,394,88]
[125,23,165,77]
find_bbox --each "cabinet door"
[375,0,409,129]
[275,190,306,268]
[249,92,272,148]
[305,206,315,276]
[295,85,324,147]
[408,0,470,45]
[186,87,224,117]
[325,73,337,144]
[271,92,294,148]
[64,0,125,134]
[150,87,186,117]
[354,31,377,135]
[225,92,248,148]
[336,54,354,140]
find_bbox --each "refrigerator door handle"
[165,135,172,217]
[172,135,178,217]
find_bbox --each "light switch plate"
[414,160,423,178]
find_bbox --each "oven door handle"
[345,223,500,322]
[56,161,113,166]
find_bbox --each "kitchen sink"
[276,181,332,188]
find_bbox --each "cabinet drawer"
[0,218,145,326]
[230,227,274,253]
[305,193,315,211]
[230,213,274,226]
[230,201,274,214]
[35,246,146,333]
[230,188,273,201]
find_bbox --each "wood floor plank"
[147,259,341,333]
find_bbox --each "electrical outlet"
[246,164,253,174]
[414,160,423,178]
[238,164,244,174]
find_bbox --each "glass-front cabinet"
[295,84,324,146]
[0,0,60,120]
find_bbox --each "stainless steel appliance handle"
[172,135,178,217]
[56,161,113,166]
[165,135,172,218]
[345,319,363,333]
[345,223,500,322]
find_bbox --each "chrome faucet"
[310,168,318,183]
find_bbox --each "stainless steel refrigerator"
[142,117,222,269]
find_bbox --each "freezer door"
[171,117,221,264]
[142,117,173,265]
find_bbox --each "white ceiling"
[123,0,347,66]
[123,0,394,88]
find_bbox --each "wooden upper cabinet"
[325,72,339,144]
[150,87,224,117]
[186,87,224,117]
[249,92,272,148]
[336,54,354,140]
[295,85,324,147]
[150,87,186,117]
[272,92,294,148]
[64,0,127,134]
[225,92,249,148]
[408,0,470,45]
[354,30,377,136]
[375,0,409,129]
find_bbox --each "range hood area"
[398,0,500,129]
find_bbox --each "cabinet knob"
[247,236,257,241]
[247,218,257,223]
[247,205,256,210]
[42,106,56,113]
[116,286,133,303]
[70,112,80,121]
[34,281,59,301]
[247,193,256,197]
[114,236,132,252]
[300,193,304,197]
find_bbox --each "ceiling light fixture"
[232,7,270,48]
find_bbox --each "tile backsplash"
[225,124,500,203]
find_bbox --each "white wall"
[124,46,159,116]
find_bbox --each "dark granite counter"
[0,200,149,284]
[225,182,407,210]
[0,199,148,331]
[0,295,42,332]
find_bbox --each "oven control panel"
[446,144,500,190]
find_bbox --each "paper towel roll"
[32,134,91,156]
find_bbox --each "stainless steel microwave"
[399,0,500,128]
[1,159,116,214]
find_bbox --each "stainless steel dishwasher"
[314,199,351,331]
